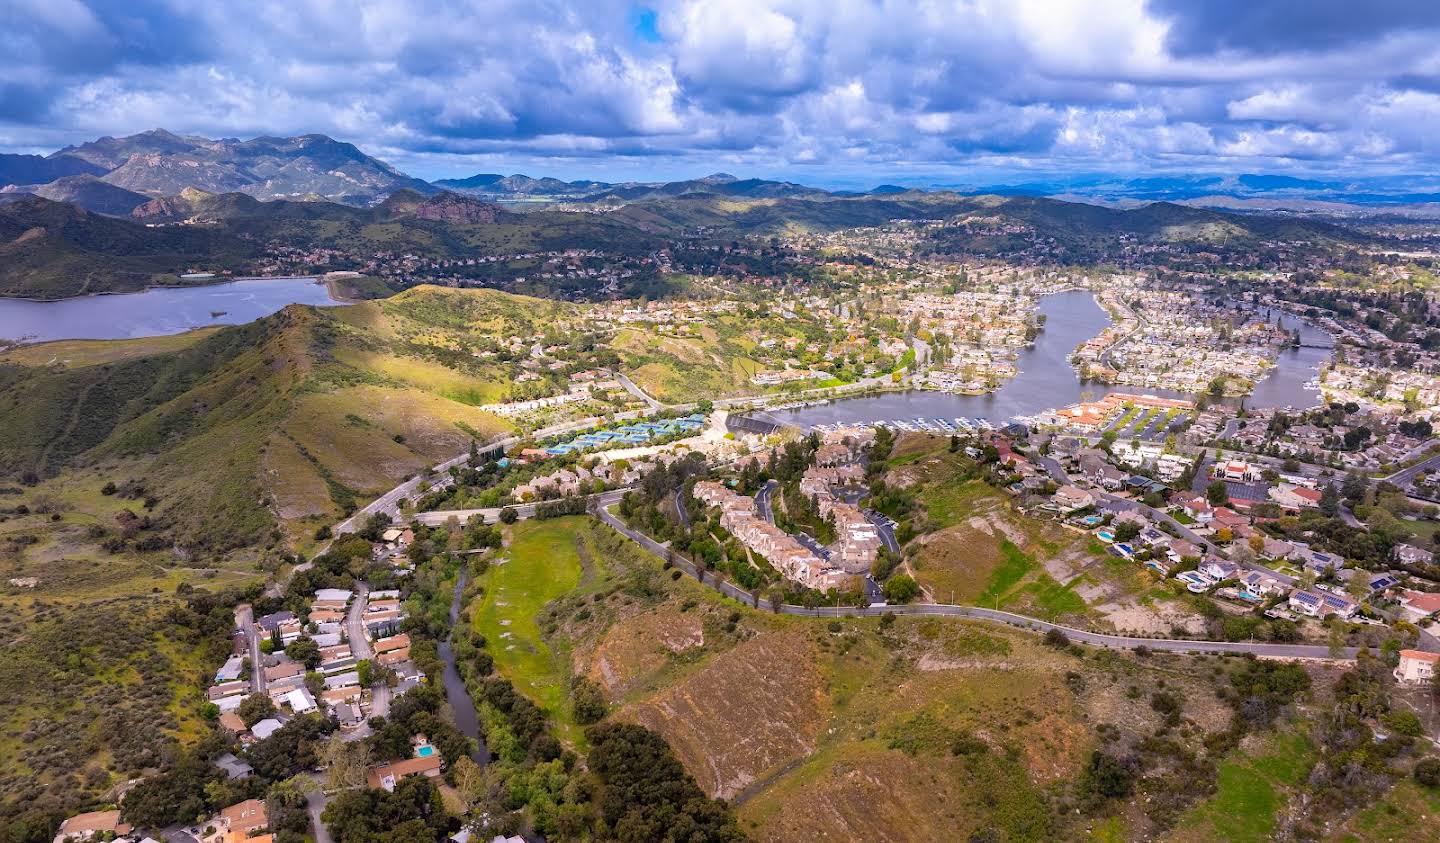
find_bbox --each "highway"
[595,504,1358,660]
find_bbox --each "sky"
[4,0,1440,188]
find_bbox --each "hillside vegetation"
[0,286,608,550]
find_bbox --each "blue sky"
[4,1,1440,187]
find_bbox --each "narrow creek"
[439,567,490,764]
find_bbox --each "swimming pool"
[416,745,435,757]
[1095,530,1115,543]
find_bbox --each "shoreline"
[0,274,331,304]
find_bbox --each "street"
[235,604,267,695]
[412,487,630,526]
[755,480,777,524]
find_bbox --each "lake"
[770,290,1329,430]
[0,277,344,344]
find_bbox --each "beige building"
[1394,649,1439,685]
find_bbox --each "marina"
[764,290,1331,433]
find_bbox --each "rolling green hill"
[0,197,255,298]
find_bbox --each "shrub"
[1415,757,1440,788]
[1044,628,1070,648]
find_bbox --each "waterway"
[439,568,490,764]
[770,290,1329,430]
[0,276,343,344]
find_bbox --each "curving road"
[412,488,631,526]
[595,504,1358,660]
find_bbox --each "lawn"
[471,517,589,737]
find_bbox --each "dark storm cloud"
[1149,0,1440,56]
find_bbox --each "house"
[1269,484,1322,511]
[250,718,283,740]
[1394,544,1435,567]
[263,661,304,683]
[1397,590,1440,623]
[367,755,443,791]
[218,712,248,736]
[1394,649,1439,684]
[1179,496,1213,524]
[215,799,268,843]
[53,811,131,843]
[1288,589,1358,620]
[214,753,254,780]
[1240,571,1287,598]
[1217,460,1261,482]
[1199,559,1241,583]
[1052,485,1095,513]
[1259,537,1296,561]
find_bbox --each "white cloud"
[2,0,1440,180]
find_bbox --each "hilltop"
[19,129,437,204]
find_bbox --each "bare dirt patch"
[617,631,827,800]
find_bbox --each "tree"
[1206,479,1229,506]
[237,693,276,728]
[882,574,919,603]
[323,733,369,791]
[498,507,519,525]
[285,636,322,670]
[356,659,373,688]
[570,676,608,725]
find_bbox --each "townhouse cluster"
[692,480,848,590]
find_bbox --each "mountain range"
[0,129,435,205]
[6,129,1439,219]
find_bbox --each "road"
[673,488,691,530]
[335,416,611,535]
[412,488,631,526]
[756,480,778,524]
[235,604,266,695]
[1385,450,1440,489]
[595,504,1358,659]
[306,790,333,843]
[612,370,664,411]
[346,584,372,660]
[864,509,900,554]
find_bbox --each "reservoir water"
[0,276,343,344]
[771,290,1329,430]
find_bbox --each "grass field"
[471,517,591,739]
[0,328,223,368]
[1332,777,1440,841]
[1174,729,1317,842]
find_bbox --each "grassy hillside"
[0,286,602,550]
[458,514,1409,842]
[0,197,255,298]
[605,190,1363,246]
